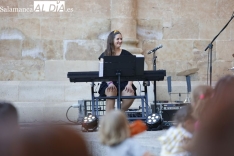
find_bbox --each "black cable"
[66,106,80,124]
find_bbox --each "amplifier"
[161,103,187,110]
[158,103,189,122]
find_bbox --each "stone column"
[111,0,142,54]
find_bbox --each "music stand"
[103,55,136,108]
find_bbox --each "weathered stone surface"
[197,60,232,81]
[18,81,65,102]
[15,102,44,122]
[199,19,231,40]
[137,19,163,40]
[0,39,22,59]
[65,82,95,102]
[231,22,234,40]
[143,40,194,62]
[164,18,199,39]
[111,18,136,39]
[45,60,99,81]
[176,0,217,20]
[0,60,44,81]
[0,0,18,17]
[43,40,63,60]
[43,102,79,122]
[65,40,105,60]
[7,18,41,39]
[216,41,234,61]
[193,40,216,62]
[111,0,136,18]
[41,18,110,40]
[216,0,234,19]
[137,0,180,19]
[21,38,44,60]
[0,81,19,102]
[62,0,110,18]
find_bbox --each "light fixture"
[81,114,98,132]
[145,113,162,131]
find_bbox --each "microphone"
[147,44,163,54]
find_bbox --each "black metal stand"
[153,52,158,113]
[205,12,234,86]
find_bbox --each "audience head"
[18,125,89,156]
[191,85,213,120]
[99,110,130,146]
[194,75,234,156]
[0,101,19,156]
[173,104,195,133]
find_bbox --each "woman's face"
[113,34,122,49]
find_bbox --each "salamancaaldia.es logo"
[34,1,73,12]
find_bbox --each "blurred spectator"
[193,75,234,156]
[18,125,89,156]
[99,110,153,156]
[191,85,213,130]
[0,101,19,156]
[159,105,195,156]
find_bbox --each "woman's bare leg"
[105,88,117,112]
[121,90,135,111]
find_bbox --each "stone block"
[0,39,22,59]
[65,82,95,102]
[217,41,234,61]
[65,18,110,40]
[0,81,19,102]
[176,0,216,20]
[41,18,110,40]
[231,22,234,40]
[111,0,136,18]
[8,18,41,39]
[137,19,163,40]
[22,38,44,60]
[0,60,44,81]
[45,60,99,81]
[64,40,105,60]
[212,60,232,81]
[0,0,18,17]
[193,40,216,62]
[163,18,199,39]
[43,102,78,122]
[62,0,110,18]
[14,102,44,122]
[111,18,136,39]
[41,18,66,40]
[43,40,63,60]
[199,19,231,40]
[137,0,180,19]
[18,81,65,102]
[142,40,194,62]
[216,0,234,19]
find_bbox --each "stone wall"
[0,0,234,122]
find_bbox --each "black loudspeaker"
[161,103,187,122]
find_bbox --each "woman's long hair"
[104,30,121,56]
[193,75,234,156]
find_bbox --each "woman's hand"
[124,83,134,93]
[106,83,117,92]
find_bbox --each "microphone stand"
[152,51,158,113]
[205,12,234,86]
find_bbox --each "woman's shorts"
[98,81,137,97]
